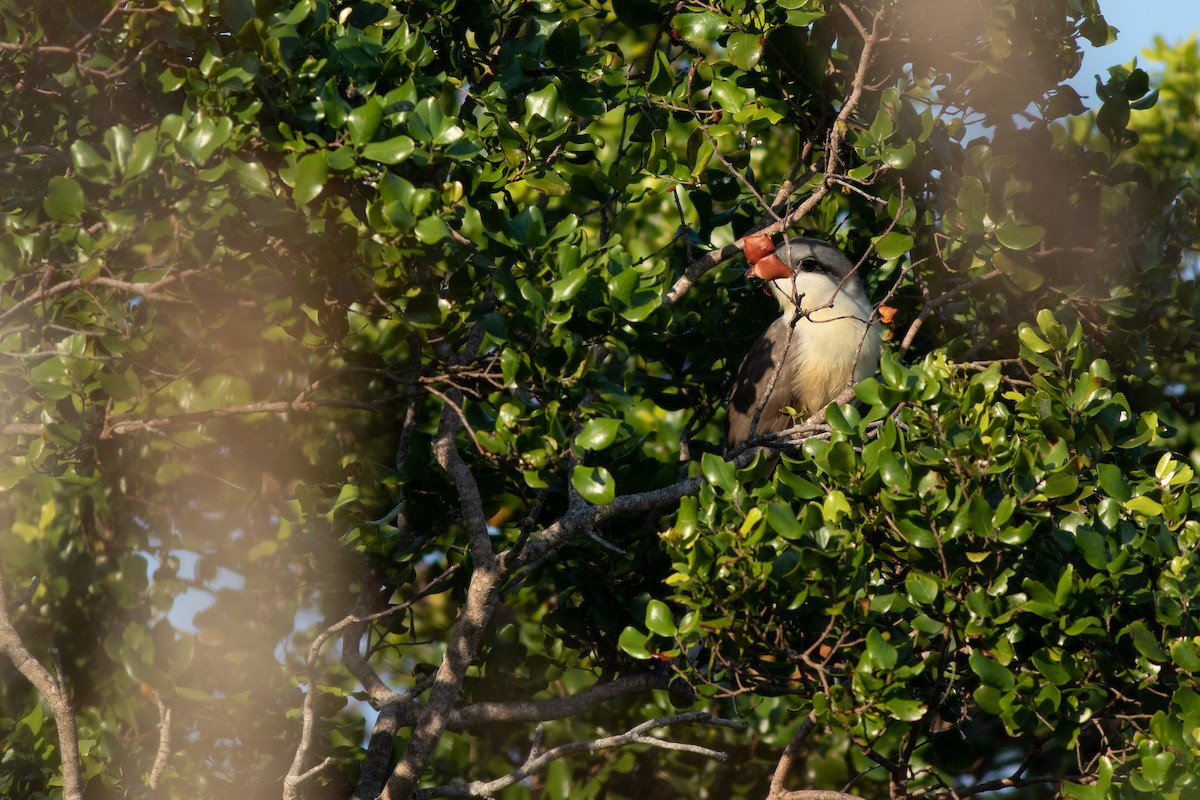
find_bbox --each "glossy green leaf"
[673,11,726,46]
[995,222,1045,251]
[291,152,328,204]
[618,626,651,659]
[726,32,763,70]
[700,452,736,494]
[874,231,914,260]
[905,572,939,605]
[576,418,621,450]
[645,599,676,637]
[347,97,383,145]
[361,136,415,164]
[571,465,615,504]
[43,177,85,222]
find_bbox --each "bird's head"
[745,236,868,312]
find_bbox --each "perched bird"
[726,236,882,449]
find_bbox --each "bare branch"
[288,566,459,799]
[768,713,819,799]
[447,671,673,731]
[0,270,203,328]
[2,396,385,439]
[148,692,172,792]
[413,712,745,800]
[353,700,407,800]
[381,398,502,800]
[0,561,84,800]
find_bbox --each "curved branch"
[381,399,502,800]
[0,561,84,800]
[288,566,459,800]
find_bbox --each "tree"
[2,0,1199,798]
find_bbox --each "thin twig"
[412,712,745,799]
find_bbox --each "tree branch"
[412,712,745,799]
[2,396,385,439]
[148,689,172,792]
[287,566,459,800]
[0,561,84,800]
[447,671,673,731]
[380,399,502,800]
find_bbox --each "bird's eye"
[799,257,820,272]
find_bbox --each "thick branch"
[380,400,502,800]
[0,562,84,800]
[447,671,672,731]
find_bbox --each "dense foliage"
[1,1,1199,799]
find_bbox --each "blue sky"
[1075,0,1199,104]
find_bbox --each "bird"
[725,236,882,450]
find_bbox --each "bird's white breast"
[772,272,881,416]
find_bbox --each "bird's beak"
[742,233,791,281]
[746,253,791,281]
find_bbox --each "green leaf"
[618,626,651,659]
[864,629,898,670]
[361,136,415,164]
[292,152,328,205]
[576,418,621,450]
[43,177,85,222]
[524,84,561,130]
[885,697,926,722]
[905,572,939,605]
[881,141,916,169]
[104,124,133,174]
[1125,495,1163,516]
[234,158,271,195]
[969,650,1014,690]
[700,452,736,494]
[1171,640,1200,671]
[1127,621,1169,663]
[710,79,747,112]
[874,231,914,260]
[551,268,588,303]
[329,483,360,512]
[765,502,803,539]
[571,465,615,504]
[673,11,726,46]
[126,129,158,178]
[70,139,111,181]
[415,215,448,243]
[995,222,1045,251]
[182,116,233,163]
[1018,325,1052,354]
[993,250,1045,291]
[645,600,676,637]
[1098,462,1131,501]
[347,97,383,145]
[726,32,763,71]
